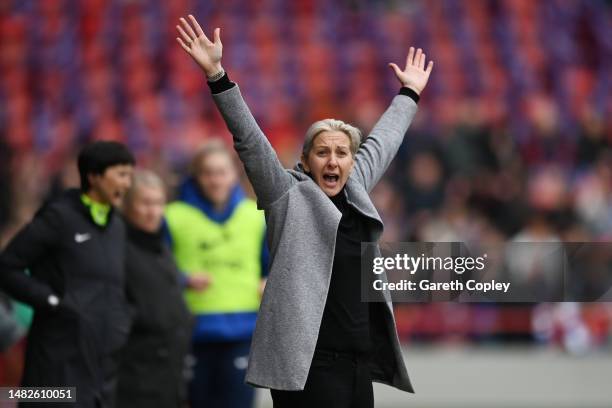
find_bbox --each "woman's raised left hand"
[176,15,223,77]
[389,47,434,95]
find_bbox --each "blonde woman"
[176,14,433,408]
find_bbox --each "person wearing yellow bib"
[165,140,268,408]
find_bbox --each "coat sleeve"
[212,85,294,209]
[352,94,418,193]
[0,205,61,310]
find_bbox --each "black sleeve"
[399,87,420,104]
[0,206,60,310]
[207,72,235,94]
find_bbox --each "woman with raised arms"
[176,14,433,408]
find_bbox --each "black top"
[0,189,132,400]
[315,190,372,353]
[123,222,191,334]
[0,189,127,314]
[116,223,191,407]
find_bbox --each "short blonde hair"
[125,169,165,205]
[190,139,234,175]
[302,119,362,158]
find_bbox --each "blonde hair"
[125,169,165,205]
[190,139,234,175]
[302,119,362,158]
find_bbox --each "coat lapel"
[345,175,383,226]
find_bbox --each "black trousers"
[270,349,373,408]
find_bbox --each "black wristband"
[207,72,235,94]
[399,87,420,104]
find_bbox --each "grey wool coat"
[212,84,418,392]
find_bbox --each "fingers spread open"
[176,37,191,53]
[180,17,198,41]
[188,14,205,37]
[176,25,192,45]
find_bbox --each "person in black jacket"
[115,170,192,408]
[0,141,135,408]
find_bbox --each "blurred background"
[1,0,611,406]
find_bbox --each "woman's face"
[302,130,355,197]
[88,164,134,207]
[195,152,237,208]
[125,184,166,233]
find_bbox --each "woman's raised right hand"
[176,14,223,77]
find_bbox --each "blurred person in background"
[176,15,432,408]
[115,169,192,408]
[402,149,446,216]
[0,141,134,408]
[165,140,268,408]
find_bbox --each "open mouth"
[322,174,339,187]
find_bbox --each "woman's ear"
[300,155,310,173]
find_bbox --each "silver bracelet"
[207,69,226,82]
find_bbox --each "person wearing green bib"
[165,139,268,408]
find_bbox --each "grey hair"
[190,138,234,175]
[124,169,165,205]
[302,119,362,158]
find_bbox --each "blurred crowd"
[1,0,612,359]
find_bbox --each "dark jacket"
[0,189,132,408]
[115,223,191,408]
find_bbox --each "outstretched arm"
[353,47,434,192]
[176,15,293,208]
